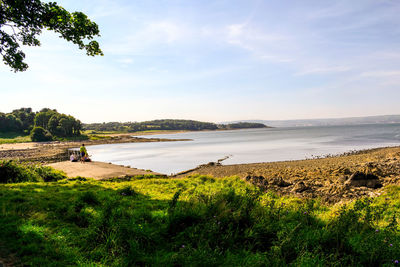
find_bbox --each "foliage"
[0,131,30,144]
[83,119,268,132]
[0,160,66,183]
[35,109,82,137]
[0,171,399,266]
[219,122,269,129]
[30,126,52,142]
[0,0,103,72]
[0,107,35,133]
[0,107,83,141]
[34,165,67,182]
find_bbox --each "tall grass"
[0,173,399,266]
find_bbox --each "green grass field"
[0,132,31,144]
[1,161,399,266]
[0,132,91,144]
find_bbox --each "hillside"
[224,114,400,127]
[83,119,268,132]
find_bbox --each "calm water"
[87,124,400,175]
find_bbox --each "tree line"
[83,120,268,132]
[0,108,82,141]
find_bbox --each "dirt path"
[47,161,166,179]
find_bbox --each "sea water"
[87,124,400,175]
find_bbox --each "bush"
[30,126,52,142]
[0,160,40,183]
[34,166,66,182]
[0,161,66,183]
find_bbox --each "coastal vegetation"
[0,109,267,144]
[0,163,399,266]
[0,108,83,142]
[83,119,268,133]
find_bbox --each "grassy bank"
[0,164,399,266]
[0,132,30,144]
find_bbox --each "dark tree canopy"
[0,107,82,141]
[0,0,103,72]
[83,120,268,132]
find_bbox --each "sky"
[1,0,400,123]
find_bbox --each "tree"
[30,126,52,141]
[34,110,54,128]
[4,114,22,131]
[0,0,103,72]
[47,114,59,135]
[11,107,35,132]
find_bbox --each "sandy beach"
[47,161,165,179]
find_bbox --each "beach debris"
[345,171,382,189]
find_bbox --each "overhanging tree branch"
[0,0,103,72]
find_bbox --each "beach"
[2,128,400,202]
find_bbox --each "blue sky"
[1,0,400,123]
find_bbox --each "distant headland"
[223,114,400,127]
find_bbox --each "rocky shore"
[3,135,400,203]
[176,146,400,203]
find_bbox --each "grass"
[0,132,31,144]
[52,134,90,142]
[0,131,91,144]
[0,169,399,266]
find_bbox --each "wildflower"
[303,211,307,215]
[375,229,379,232]
[390,244,393,247]
[394,260,399,264]
[181,245,185,248]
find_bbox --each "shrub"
[30,126,52,142]
[0,161,66,183]
[34,166,66,182]
[0,160,40,183]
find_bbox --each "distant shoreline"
[129,127,269,136]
